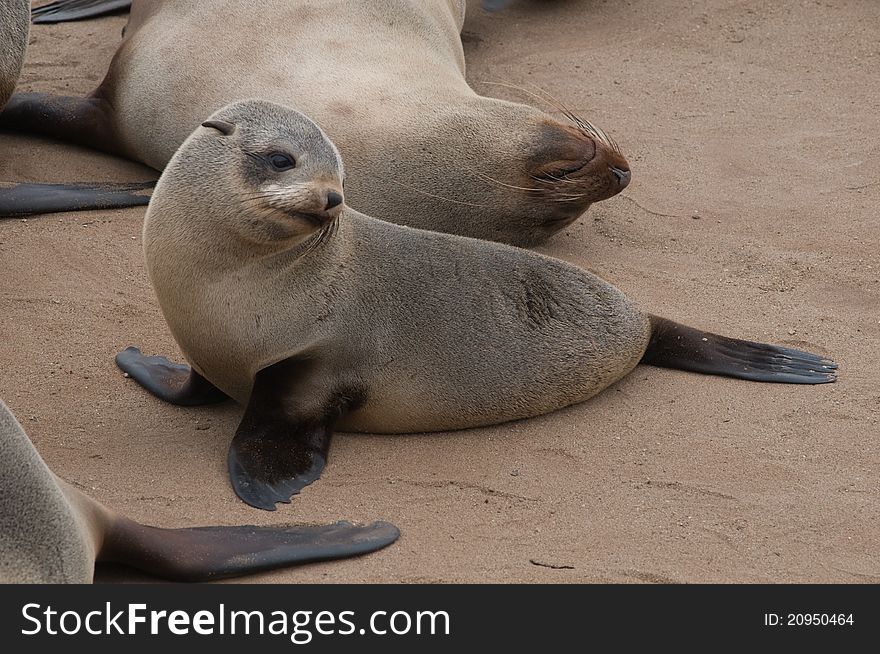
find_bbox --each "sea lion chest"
[152,241,355,404]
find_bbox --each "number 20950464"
[764,613,854,626]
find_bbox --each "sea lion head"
[161,99,345,250]
[345,93,630,248]
[515,102,630,238]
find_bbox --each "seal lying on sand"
[4,0,629,245]
[117,100,837,511]
[0,399,398,583]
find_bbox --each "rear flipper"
[641,315,837,384]
[0,92,127,157]
[100,519,400,582]
[0,93,155,216]
[32,0,132,24]
[0,181,153,217]
[116,346,229,406]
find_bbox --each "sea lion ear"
[201,120,236,136]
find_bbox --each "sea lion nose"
[325,191,343,210]
[610,166,631,189]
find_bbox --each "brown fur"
[0,0,28,109]
[144,100,651,433]
[4,0,629,245]
[0,400,102,583]
[0,396,399,583]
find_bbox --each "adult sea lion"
[0,399,399,583]
[117,100,837,511]
[3,0,629,245]
[0,0,154,217]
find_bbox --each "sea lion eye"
[268,153,296,171]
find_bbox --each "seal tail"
[641,315,837,384]
[0,181,153,217]
[31,0,132,24]
[98,518,400,582]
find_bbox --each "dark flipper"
[641,315,838,384]
[0,92,127,157]
[115,346,228,406]
[229,419,332,512]
[229,357,363,511]
[100,518,399,582]
[0,181,153,217]
[482,0,514,10]
[32,0,132,24]
[0,93,153,216]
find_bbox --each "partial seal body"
[3,0,629,245]
[0,0,29,109]
[0,1,156,218]
[0,401,97,583]
[125,100,835,510]
[0,398,398,583]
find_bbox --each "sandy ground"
[1,0,877,583]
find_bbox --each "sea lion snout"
[313,186,344,221]
[284,185,344,228]
[610,165,631,190]
[528,121,631,202]
[530,123,598,179]
[325,190,343,210]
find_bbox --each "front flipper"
[115,346,228,406]
[32,0,132,24]
[0,181,153,218]
[229,357,364,511]
[641,315,838,384]
[229,419,332,512]
[101,518,399,582]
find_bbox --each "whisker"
[299,219,335,257]
[531,173,582,187]
[527,85,619,154]
[552,191,588,198]
[460,166,543,193]
[479,79,621,155]
[476,80,561,111]
[240,190,308,201]
[524,83,581,118]
[379,175,490,207]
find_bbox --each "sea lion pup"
[0,399,399,583]
[0,0,153,217]
[1,0,629,245]
[116,100,837,511]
